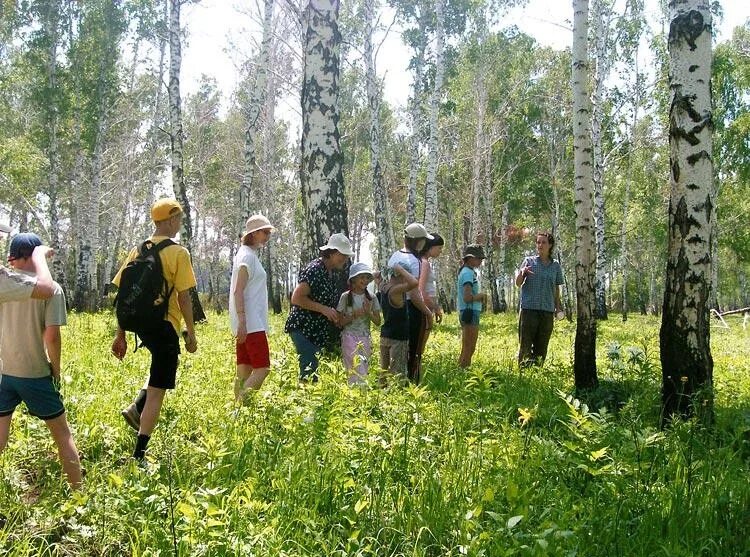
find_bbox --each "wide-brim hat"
[404,222,434,240]
[319,232,354,256]
[151,198,183,222]
[0,223,12,234]
[242,214,275,237]
[462,244,486,260]
[349,262,374,280]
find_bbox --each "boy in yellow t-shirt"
[111,199,198,461]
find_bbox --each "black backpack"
[114,239,175,336]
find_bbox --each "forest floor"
[1,311,748,556]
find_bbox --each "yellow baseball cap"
[151,198,183,222]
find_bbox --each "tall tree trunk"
[572,0,598,391]
[240,0,274,228]
[168,0,205,321]
[43,0,65,287]
[423,0,444,232]
[299,0,348,264]
[591,0,614,320]
[406,16,428,225]
[364,0,395,270]
[660,0,714,426]
[621,53,640,322]
[470,59,487,243]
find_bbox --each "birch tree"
[660,0,714,424]
[422,0,445,232]
[572,0,598,390]
[363,0,396,270]
[240,0,274,226]
[168,0,206,321]
[300,0,348,262]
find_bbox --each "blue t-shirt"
[518,256,564,312]
[457,266,481,311]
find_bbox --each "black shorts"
[138,321,181,390]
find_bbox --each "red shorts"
[236,331,270,368]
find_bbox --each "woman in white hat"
[284,232,353,382]
[230,214,275,400]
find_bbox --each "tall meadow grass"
[0,311,748,556]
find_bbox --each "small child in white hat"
[336,262,381,386]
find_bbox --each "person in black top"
[379,264,418,386]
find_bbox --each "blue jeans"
[289,330,322,381]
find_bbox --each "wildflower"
[518,407,535,427]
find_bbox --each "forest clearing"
[2,0,750,555]
[0,311,748,556]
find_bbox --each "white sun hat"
[404,222,434,240]
[0,223,12,234]
[243,214,275,237]
[349,262,374,280]
[319,232,354,256]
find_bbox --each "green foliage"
[1,312,748,555]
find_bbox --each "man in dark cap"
[0,232,82,489]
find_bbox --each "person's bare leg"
[0,415,12,454]
[45,415,82,489]
[235,364,252,401]
[243,367,270,392]
[459,325,479,368]
[139,386,166,436]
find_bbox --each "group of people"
[0,195,565,488]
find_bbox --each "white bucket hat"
[404,222,434,240]
[319,232,354,256]
[243,214,275,237]
[0,223,12,234]
[349,262,374,280]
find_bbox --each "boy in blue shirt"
[457,245,487,368]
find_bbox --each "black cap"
[462,244,485,260]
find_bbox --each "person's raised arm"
[30,245,55,299]
[389,264,419,300]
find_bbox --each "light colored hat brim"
[319,245,354,256]
[243,224,275,236]
[0,223,12,234]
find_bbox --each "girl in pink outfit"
[337,262,382,386]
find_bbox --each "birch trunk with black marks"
[572,0,598,391]
[300,0,348,263]
[660,0,714,425]
[423,0,444,233]
[591,0,614,320]
[168,0,205,321]
[240,0,274,228]
[364,0,395,271]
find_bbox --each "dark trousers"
[407,301,428,384]
[518,309,554,367]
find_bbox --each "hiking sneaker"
[121,403,140,432]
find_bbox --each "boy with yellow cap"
[111,198,198,461]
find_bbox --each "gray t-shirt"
[337,292,381,337]
[388,250,421,300]
[0,272,66,378]
[0,266,35,303]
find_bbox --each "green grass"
[1,311,748,556]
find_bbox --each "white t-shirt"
[229,245,268,335]
[388,250,421,300]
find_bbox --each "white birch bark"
[240,0,274,225]
[470,64,487,243]
[423,0,444,233]
[300,0,348,262]
[572,0,598,389]
[406,16,428,225]
[591,0,614,319]
[364,0,395,271]
[660,0,714,423]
